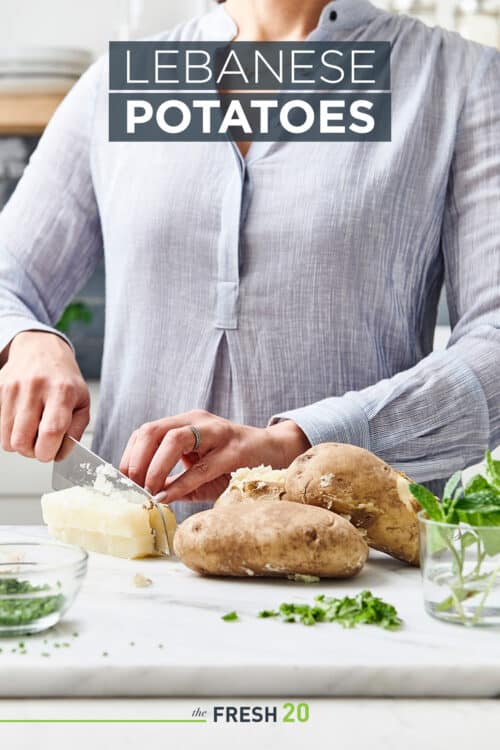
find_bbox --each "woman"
[0,0,499,521]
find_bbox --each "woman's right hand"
[0,331,90,462]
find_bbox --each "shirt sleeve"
[271,47,500,484]
[0,59,104,356]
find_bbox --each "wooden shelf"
[0,93,66,136]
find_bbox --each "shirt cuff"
[269,394,371,450]
[0,316,74,359]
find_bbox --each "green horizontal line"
[0,719,207,724]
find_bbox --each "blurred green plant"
[56,301,93,334]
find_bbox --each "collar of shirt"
[199,0,383,42]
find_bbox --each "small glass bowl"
[0,542,88,636]
[419,512,500,627]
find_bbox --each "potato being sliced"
[41,486,176,559]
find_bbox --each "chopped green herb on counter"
[222,611,239,622]
[259,591,402,630]
[0,579,64,628]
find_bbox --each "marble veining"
[0,525,499,698]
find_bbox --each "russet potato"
[174,500,368,579]
[284,443,420,565]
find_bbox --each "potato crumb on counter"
[287,574,321,584]
[133,573,153,588]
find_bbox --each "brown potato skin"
[285,443,421,566]
[174,501,368,579]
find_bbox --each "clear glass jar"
[455,0,500,47]
[419,512,500,626]
[390,0,438,27]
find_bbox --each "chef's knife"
[52,434,170,553]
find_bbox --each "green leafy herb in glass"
[0,579,65,628]
[410,450,500,624]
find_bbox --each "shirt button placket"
[215,159,246,330]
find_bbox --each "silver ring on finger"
[189,425,202,452]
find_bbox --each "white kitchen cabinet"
[0,432,93,495]
[1,497,44,525]
[0,445,90,525]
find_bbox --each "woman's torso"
[88,2,486,471]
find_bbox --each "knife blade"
[52,434,170,554]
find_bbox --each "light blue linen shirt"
[0,0,499,519]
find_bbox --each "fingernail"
[154,491,168,504]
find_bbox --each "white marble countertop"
[1,525,500,699]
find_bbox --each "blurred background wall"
[0,1,498,54]
[0,1,209,56]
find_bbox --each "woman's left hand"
[119,410,310,503]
